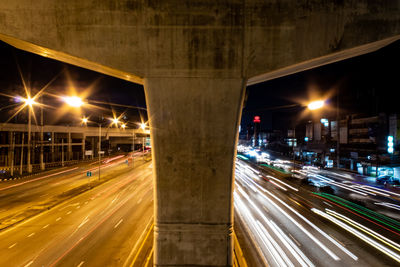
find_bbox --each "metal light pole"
[61,138,64,167]
[20,133,24,175]
[336,91,340,168]
[27,107,32,173]
[10,132,15,177]
[98,123,101,181]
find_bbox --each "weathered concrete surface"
[1,1,400,80]
[1,1,400,266]
[145,77,244,265]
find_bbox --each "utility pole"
[98,123,101,180]
[61,138,64,167]
[20,133,24,175]
[336,89,340,168]
[292,126,296,170]
[10,132,15,177]
[40,101,44,170]
[27,107,32,173]
[132,132,135,168]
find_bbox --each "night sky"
[243,40,400,132]
[0,39,399,131]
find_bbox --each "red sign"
[253,116,261,123]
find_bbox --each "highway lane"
[0,154,133,231]
[235,159,400,266]
[0,161,153,267]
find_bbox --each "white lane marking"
[111,196,118,204]
[77,261,85,267]
[67,211,72,215]
[114,219,124,229]
[8,243,17,249]
[24,260,34,267]
[40,193,49,198]
[137,198,142,204]
[323,201,333,207]
[56,217,61,221]
[43,224,49,229]
[76,206,81,209]
[84,201,88,205]
[28,232,35,237]
[289,233,301,247]
[78,216,90,229]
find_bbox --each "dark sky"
[0,41,146,128]
[0,39,399,131]
[242,40,400,132]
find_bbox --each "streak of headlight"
[255,221,294,267]
[356,186,390,197]
[363,185,400,198]
[312,208,400,263]
[311,174,369,196]
[375,202,400,211]
[266,191,358,261]
[269,220,315,267]
[326,209,400,253]
[267,175,299,191]
[269,180,288,191]
[242,187,340,261]
[234,193,282,267]
[236,184,294,266]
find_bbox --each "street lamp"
[308,100,324,110]
[112,118,120,126]
[82,117,88,124]
[292,100,326,170]
[140,123,146,130]
[63,96,84,107]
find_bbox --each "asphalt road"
[235,159,400,267]
[0,157,153,267]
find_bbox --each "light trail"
[326,209,400,253]
[312,208,400,264]
[266,175,299,191]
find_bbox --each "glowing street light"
[112,118,120,126]
[140,123,146,130]
[63,96,84,107]
[308,100,324,110]
[121,123,126,129]
[82,117,88,124]
[23,96,37,107]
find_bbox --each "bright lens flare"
[121,124,126,129]
[82,117,88,124]
[308,100,324,110]
[140,123,146,130]
[20,96,37,106]
[63,96,84,107]
[112,118,119,125]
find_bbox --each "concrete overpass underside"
[1,1,400,266]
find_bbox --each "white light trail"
[312,208,400,263]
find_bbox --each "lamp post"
[20,96,37,174]
[292,100,326,170]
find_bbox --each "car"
[377,175,399,185]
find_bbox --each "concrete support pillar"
[91,137,95,160]
[145,77,245,266]
[51,132,55,162]
[40,131,45,171]
[68,132,72,161]
[82,133,85,160]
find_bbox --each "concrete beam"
[0,123,149,137]
[1,1,400,81]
